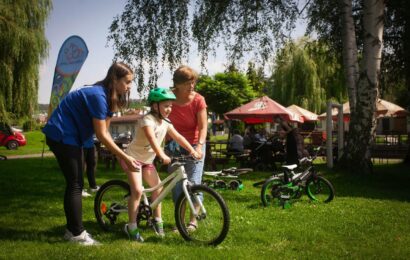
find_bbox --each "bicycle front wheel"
[175,185,230,246]
[94,179,130,232]
[305,176,335,203]
[260,177,283,207]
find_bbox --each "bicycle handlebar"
[299,146,322,165]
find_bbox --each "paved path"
[4,152,54,160]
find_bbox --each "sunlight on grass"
[0,158,409,258]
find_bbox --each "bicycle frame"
[141,161,205,219]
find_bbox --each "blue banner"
[48,35,88,116]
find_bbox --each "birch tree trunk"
[340,0,385,174]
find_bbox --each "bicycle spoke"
[175,185,229,245]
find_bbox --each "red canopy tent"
[224,96,303,124]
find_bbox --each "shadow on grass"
[319,162,410,202]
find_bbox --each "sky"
[39,0,306,104]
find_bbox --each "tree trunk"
[339,0,359,111]
[339,0,385,174]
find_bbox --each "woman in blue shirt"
[43,62,138,245]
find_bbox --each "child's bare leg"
[143,166,162,219]
[126,166,143,228]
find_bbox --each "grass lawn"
[1,157,410,259]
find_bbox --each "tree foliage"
[246,62,266,95]
[306,0,410,109]
[0,0,52,122]
[196,72,256,115]
[268,38,345,113]
[108,0,300,92]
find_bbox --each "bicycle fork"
[181,179,207,220]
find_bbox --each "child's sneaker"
[124,224,144,242]
[82,189,91,197]
[89,186,100,193]
[186,222,197,232]
[153,221,165,238]
[64,230,100,246]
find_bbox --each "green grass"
[0,130,47,156]
[1,158,410,259]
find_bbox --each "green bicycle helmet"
[148,87,176,104]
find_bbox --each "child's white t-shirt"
[126,113,173,164]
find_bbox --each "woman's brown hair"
[172,65,199,86]
[94,62,133,112]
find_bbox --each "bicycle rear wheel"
[260,177,283,207]
[175,185,230,246]
[305,176,335,203]
[94,179,130,232]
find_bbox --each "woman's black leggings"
[83,146,97,189]
[46,137,84,236]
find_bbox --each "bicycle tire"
[260,177,284,207]
[175,185,230,246]
[94,179,130,232]
[305,176,335,203]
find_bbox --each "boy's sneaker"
[64,230,101,246]
[153,221,165,238]
[82,190,91,197]
[124,224,144,242]
[89,186,100,193]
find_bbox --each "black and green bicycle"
[260,147,335,208]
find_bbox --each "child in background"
[120,87,201,242]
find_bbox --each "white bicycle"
[94,155,230,245]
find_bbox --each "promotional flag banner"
[47,35,88,116]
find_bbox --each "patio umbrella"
[224,96,303,124]
[287,104,318,122]
[318,98,408,120]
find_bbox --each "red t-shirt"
[169,93,207,144]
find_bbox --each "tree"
[108,0,299,92]
[0,0,52,122]
[246,62,266,95]
[109,0,388,173]
[196,72,256,115]
[337,0,385,174]
[268,38,345,113]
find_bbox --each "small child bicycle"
[202,167,253,191]
[260,147,335,208]
[94,155,230,246]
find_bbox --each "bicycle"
[260,147,335,208]
[94,155,230,246]
[202,167,253,191]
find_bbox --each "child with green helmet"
[120,87,201,241]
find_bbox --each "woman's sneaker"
[64,230,100,246]
[153,221,165,238]
[89,186,100,193]
[82,189,91,197]
[124,224,144,242]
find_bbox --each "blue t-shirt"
[43,85,113,147]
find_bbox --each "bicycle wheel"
[94,179,130,232]
[260,177,284,207]
[175,185,230,246]
[305,176,335,203]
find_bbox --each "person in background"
[121,87,201,242]
[275,116,308,165]
[81,137,99,198]
[228,129,244,154]
[167,65,207,231]
[43,62,138,246]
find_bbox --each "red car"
[0,123,27,150]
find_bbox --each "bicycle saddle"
[281,164,298,170]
